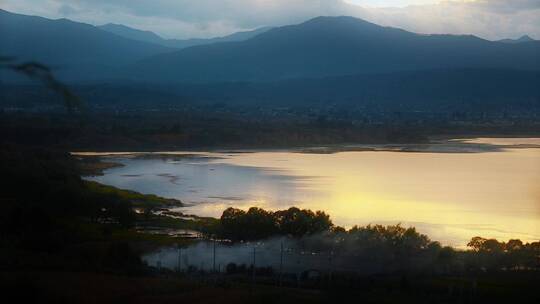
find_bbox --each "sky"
[1,0,539,40]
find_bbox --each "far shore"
[71,136,540,157]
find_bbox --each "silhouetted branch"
[0,57,83,112]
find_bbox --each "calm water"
[84,138,540,247]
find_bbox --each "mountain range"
[0,9,269,81]
[98,23,272,49]
[498,35,536,44]
[1,8,539,109]
[129,16,540,82]
[2,9,539,82]
[0,9,173,80]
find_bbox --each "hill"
[98,23,272,49]
[98,23,164,45]
[129,16,540,83]
[0,9,173,81]
[498,35,536,44]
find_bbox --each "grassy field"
[85,180,183,209]
[1,270,538,304]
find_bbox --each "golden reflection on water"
[85,138,540,247]
[199,144,540,247]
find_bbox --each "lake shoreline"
[66,132,540,153]
[72,136,540,158]
[77,137,540,248]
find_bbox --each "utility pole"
[279,241,284,287]
[251,246,256,290]
[328,251,333,287]
[157,249,162,272]
[177,246,182,273]
[213,239,216,273]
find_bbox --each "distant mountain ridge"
[2,7,539,102]
[128,16,540,83]
[98,23,164,45]
[0,9,173,81]
[498,35,536,44]
[98,23,272,49]
[0,9,269,81]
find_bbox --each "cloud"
[465,0,540,14]
[365,1,540,39]
[60,0,356,31]
[58,4,78,16]
[346,1,441,8]
[0,0,539,40]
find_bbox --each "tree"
[243,207,278,239]
[467,236,487,252]
[220,207,246,240]
[275,207,333,237]
[506,239,523,251]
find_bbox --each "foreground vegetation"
[1,145,538,303]
[2,270,539,304]
[0,144,188,269]
[209,207,540,274]
[85,181,183,209]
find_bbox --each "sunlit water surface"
[85,138,540,247]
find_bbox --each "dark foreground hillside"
[2,271,539,304]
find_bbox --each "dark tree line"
[215,207,539,274]
[219,207,333,240]
[465,237,540,271]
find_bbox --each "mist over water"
[144,238,387,275]
[86,138,540,247]
[145,239,296,273]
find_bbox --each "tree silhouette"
[0,57,82,112]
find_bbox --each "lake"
[82,138,540,247]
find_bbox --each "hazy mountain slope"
[98,23,164,45]
[129,16,540,83]
[498,35,536,44]
[0,9,172,80]
[162,27,273,49]
[171,68,540,107]
[98,23,272,49]
[3,69,537,111]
